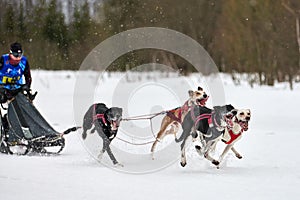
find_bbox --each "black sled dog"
[175,104,235,167]
[82,103,123,166]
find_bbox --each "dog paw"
[180,162,187,167]
[97,152,104,160]
[82,133,87,140]
[114,162,124,167]
[236,154,242,159]
[151,154,155,160]
[212,160,220,166]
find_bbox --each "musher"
[0,42,32,103]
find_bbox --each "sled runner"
[0,87,77,155]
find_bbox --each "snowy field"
[1,70,300,200]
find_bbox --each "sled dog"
[176,104,235,167]
[151,86,208,158]
[193,108,251,168]
[214,109,251,166]
[82,103,123,166]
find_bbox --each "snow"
[1,70,300,200]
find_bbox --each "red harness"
[225,117,248,144]
[191,107,222,129]
[194,113,212,126]
[92,105,107,125]
[166,108,182,123]
[225,129,242,144]
[166,101,190,123]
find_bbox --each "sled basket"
[1,93,65,155]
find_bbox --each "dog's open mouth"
[239,121,249,131]
[111,120,120,131]
[196,96,209,106]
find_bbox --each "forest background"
[0,0,299,89]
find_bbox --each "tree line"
[0,0,299,88]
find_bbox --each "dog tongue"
[200,97,208,106]
[241,121,249,131]
[111,121,118,130]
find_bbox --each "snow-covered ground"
[1,70,300,200]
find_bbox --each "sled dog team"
[82,86,251,168]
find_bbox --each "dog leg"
[98,150,104,160]
[204,141,219,166]
[95,123,121,166]
[218,144,234,163]
[180,148,187,167]
[82,123,90,140]
[103,139,120,166]
[98,139,123,167]
[151,117,173,159]
[231,146,242,159]
[165,122,179,136]
[194,132,205,156]
[82,130,87,140]
[180,138,187,167]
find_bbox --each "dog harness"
[225,129,242,144]
[191,107,220,129]
[166,100,190,123]
[92,104,107,125]
[225,116,248,144]
[166,107,182,123]
[166,98,208,124]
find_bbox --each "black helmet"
[10,42,23,58]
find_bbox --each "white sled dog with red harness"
[195,108,251,168]
[218,109,251,165]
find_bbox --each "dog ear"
[226,104,235,111]
[119,107,123,115]
[197,86,203,91]
[104,108,111,114]
[188,90,194,97]
[213,106,221,110]
[231,109,238,116]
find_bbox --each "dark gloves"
[0,92,7,103]
[22,85,37,101]
[0,87,7,103]
[22,84,30,91]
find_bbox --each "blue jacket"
[0,54,31,90]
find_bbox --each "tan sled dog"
[151,86,208,159]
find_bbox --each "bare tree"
[282,0,300,70]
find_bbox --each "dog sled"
[0,86,76,155]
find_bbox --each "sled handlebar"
[0,83,37,101]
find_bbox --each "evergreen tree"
[71,1,91,43]
[4,4,15,38]
[43,0,69,52]
[17,2,27,41]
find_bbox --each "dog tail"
[62,126,81,135]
